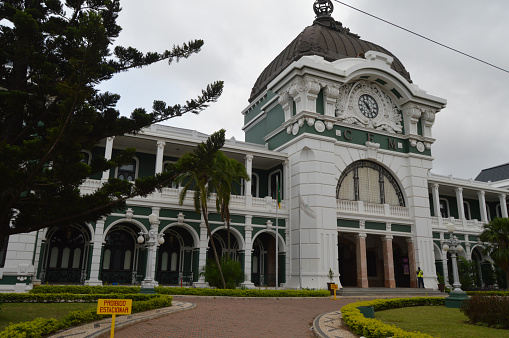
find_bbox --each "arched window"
[103,230,135,271]
[44,226,87,283]
[336,161,405,206]
[117,158,138,181]
[80,150,91,165]
[269,170,283,200]
[463,202,471,220]
[440,199,450,218]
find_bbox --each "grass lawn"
[0,303,97,331]
[375,305,508,338]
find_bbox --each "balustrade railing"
[337,199,410,218]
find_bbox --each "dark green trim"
[337,219,359,228]
[433,232,441,239]
[365,221,386,231]
[392,224,412,233]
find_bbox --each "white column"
[465,235,471,260]
[499,194,508,218]
[101,137,115,180]
[432,183,440,218]
[244,155,253,196]
[155,141,166,174]
[285,219,291,287]
[86,217,106,285]
[283,160,289,203]
[455,188,465,219]
[242,216,255,288]
[194,218,210,287]
[478,190,487,222]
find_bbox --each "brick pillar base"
[382,236,396,288]
[407,238,418,288]
[356,234,369,288]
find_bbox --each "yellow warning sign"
[97,299,132,315]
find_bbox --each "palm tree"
[210,152,249,257]
[479,217,509,289]
[173,129,227,288]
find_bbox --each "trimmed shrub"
[202,258,244,289]
[30,285,140,294]
[461,295,509,329]
[0,294,172,338]
[341,297,444,338]
[155,287,329,297]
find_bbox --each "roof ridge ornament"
[313,0,334,18]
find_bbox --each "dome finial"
[313,0,334,18]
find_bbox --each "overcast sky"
[98,0,509,180]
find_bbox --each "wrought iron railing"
[251,273,276,286]
[156,271,193,285]
[101,270,136,284]
[41,268,83,284]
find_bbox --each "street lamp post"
[442,222,469,308]
[138,213,165,294]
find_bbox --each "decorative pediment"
[335,81,403,134]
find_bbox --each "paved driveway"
[114,296,360,337]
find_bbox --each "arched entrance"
[101,225,142,284]
[392,239,410,287]
[42,225,91,284]
[156,225,196,285]
[251,231,284,287]
[337,233,357,287]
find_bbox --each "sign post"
[331,283,338,300]
[97,299,133,338]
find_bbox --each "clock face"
[358,94,378,118]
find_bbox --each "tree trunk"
[506,270,509,290]
[202,201,226,289]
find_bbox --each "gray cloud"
[98,0,509,180]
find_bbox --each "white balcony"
[80,179,286,214]
[431,216,486,233]
[337,199,410,219]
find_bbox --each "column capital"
[107,136,115,142]
[499,193,507,200]
[432,183,439,189]
[157,140,166,149]
[355,233,367,239]
[245,154,253,162]
[477,190,485,197]
[454,187,463,193]
[382,235,394,241]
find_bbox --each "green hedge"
[0,294,172,338]
[30,285,140,294]
[466,291,509,297]
[0,293,154,303]
[30,285,330,297]
[341,297,445,338]
[155,287,330,297]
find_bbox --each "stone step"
[337,287,444,297]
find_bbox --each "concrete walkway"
[113,296,361,338]
[50,296,367,338]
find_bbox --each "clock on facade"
[358,94,378,118]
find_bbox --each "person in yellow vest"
[417,267,424,288]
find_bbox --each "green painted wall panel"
[365,221,386,231]
[392,224,411,233]
[337,219,359,228]
[433,232,441,239]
